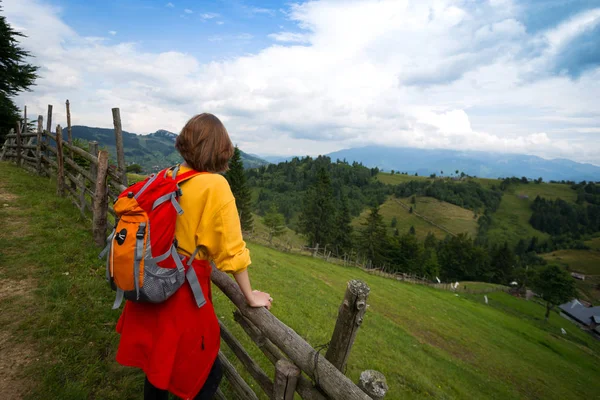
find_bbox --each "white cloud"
[184,8,193,14]
[3,0,600,164]
[166,2,174,8]
[108,30,117,36]
[251,7,275,16]
[200,12,219,20]
[268,32,309,43]
[216,21,224,25]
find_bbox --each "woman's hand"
[248,290,273,310]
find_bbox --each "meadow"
[1,162,599,400]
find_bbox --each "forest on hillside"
[232,156,559,284]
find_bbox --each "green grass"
[353,196,477,240]
[376,172,429,185]
[1,161,600,400]
[248,212,306,250]
[487,182,578,246]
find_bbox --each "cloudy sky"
[4,0,600,163]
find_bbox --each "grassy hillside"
[352,195,477,240]
[487,182,578,246]
[70,125,268,173]
[376,172,429,185]
[2,162,599,400]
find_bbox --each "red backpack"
[99,165,207,309]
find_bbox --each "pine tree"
[0,4,38,141]
[359,205,387,267]
[299,168,336,247]
[225,146,253,232]
[331,195,353,255]
[263,204,285,244]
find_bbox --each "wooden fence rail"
[0,103,388,400]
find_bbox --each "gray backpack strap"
[186,266,206,308]
[133,223,146,300]
[112,288,124,309]
[99,229,115,259]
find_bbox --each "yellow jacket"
[174,165,251,274]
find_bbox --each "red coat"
[115,259,219,400]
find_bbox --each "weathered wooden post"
[56,125,65,196]
[15,121,22,167]
[325,280,370,372]
[89,141,99,183]
[111,108,128,186]
[36,115,43,174]
[66,100,72,146]
[23,106,27,134]
[273,359,301,400]
[93,150,109,246]
[46,104,52,158]
[313,243,319,257]
[358,370,388,400]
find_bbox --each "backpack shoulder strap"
[174,170,207,184]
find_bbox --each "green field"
[486,182,577,246]
[376,172,429,185]
[2,161,599,399]
[352,196,477,240]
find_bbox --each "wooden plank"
[210,269,371,400]
[214,388,227,400]
[64,155,95,185]
[4,144,37,150]
[219,320,273,397]
[111,108,128,186]
[218,351,259,400]
[273,360,300,400]
[56,125,65,196]
[325,280,370,372]
[36,115,43,174]
[233,311,327,400]
[61,139,99,165]
[93,150,109,247]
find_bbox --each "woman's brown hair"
[175,113,234,173]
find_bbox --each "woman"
[115,113,272,400]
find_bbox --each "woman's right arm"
[233,269,272,310]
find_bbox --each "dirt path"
[0,183,37,399]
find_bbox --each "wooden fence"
[0,103,388,400]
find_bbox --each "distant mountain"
[69,125,269,172]
[323,146,600,182]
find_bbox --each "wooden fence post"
[358,370,388,400]
[273,359,301,400]
[325,280,370,372]
[36,115,43,174]
[15,121,22,167]
[111,108,128,186]
[93,150,109,246]
[23,106,27,134]
[78,174,86,217]
[89,141,99,183]
[56,125,65,196]
[66,100,72,145]
[46,104,52,158]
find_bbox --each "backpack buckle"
[136,224,146,239]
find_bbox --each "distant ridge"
[320,146,600,182]
[68,125,269,172]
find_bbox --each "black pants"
[144,357,223,400]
